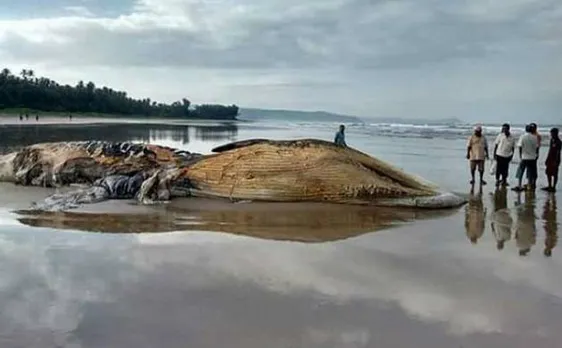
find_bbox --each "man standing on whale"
[466,125,489,186]
[334,124,347,147]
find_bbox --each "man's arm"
[466,136,472,159]
[536,139,540,157]
[485,137,489,159]
[493,134,500,158]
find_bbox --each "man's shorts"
[516,159,538,180]
[470,160,485,171]
[546,161,560,177]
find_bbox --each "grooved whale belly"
[186,139,443,205]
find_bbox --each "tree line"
[0,68,239,120]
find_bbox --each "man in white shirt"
[494,123,515,186]
[513,124,539,191]
[493,123,516,187]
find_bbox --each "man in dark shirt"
[543,127,561,192]
[334,125,347,147]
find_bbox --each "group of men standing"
[466,123,561,192]
[333,123,559,192]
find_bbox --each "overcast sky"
[0,0,561,122]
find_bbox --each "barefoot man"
[466,125,489,186]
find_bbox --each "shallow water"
[0,120,560,348]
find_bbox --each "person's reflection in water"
[490,187,512,251]
[542,194,558,257]
[465,185,486,245]
[514,191,537,256]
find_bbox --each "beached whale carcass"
[0,139,467,210]
[188,139,465,208]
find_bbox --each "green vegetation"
[0,68,239,120]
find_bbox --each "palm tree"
[1,68,11,77]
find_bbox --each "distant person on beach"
[543,127,561,192]
[69,113,73,121]
[513,124,539,191]
[19,114,22,121]
[493,123,515,187]
[334,124,347,147]
[35,113,39,121]
[466,125,489,185]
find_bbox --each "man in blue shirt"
[334,124,347,147]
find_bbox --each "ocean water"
[0,119,560,348]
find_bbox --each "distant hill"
[239,108,464,125]
[238,108,364,123]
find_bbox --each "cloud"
[63,6,95,17]
[1,0,560,70]
[0,0,561,121]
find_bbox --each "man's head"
[474,125,482,136]
[529,123,537,133]
[551,127,559,138]
[339,124,345,132]
[525,124,532,133]
[501,123,510,135]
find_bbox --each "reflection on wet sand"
[514,191,537,256]
[465,186,486,244]
[0,122,238,154]
[467,186,560,257]
[542,194,558,257]
[14,199,461,242]
[490,187,513,251]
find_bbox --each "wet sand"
[2,182,460,242]
[1,185,560,348]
